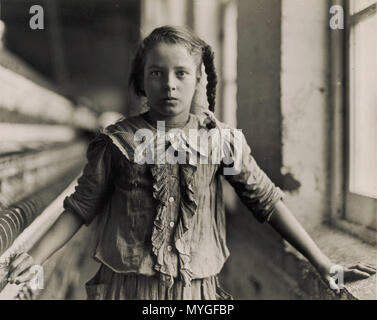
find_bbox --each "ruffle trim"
[174,163,197,287]
[150,162,198,288]
[149,165,171,283]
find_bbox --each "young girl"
[7,25,375,300]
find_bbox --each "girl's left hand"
[325,263,376,294]
[7,251,36,284]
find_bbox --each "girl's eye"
[176,71,187,78]
[151,71,162,77]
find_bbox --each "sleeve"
[63,133,115,226]
[220,128,284,223]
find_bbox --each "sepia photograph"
[0,0,375,306]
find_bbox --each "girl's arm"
[7,209,84,284]
[268,200,376,293]
[7,133,116,285]
[268,200,332,276]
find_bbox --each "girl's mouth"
[162,97,179,104]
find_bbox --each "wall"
[280,0,330,229]
[140,0,187,37]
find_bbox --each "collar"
[103,111,220,165]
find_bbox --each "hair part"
[129,25,217,112]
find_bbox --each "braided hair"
[129,25,218,112]
[202,45,217,112]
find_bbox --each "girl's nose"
[164,73,177,91]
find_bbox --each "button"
[168,196,175,203]
[167,245,172,252]
[169,221,175,228]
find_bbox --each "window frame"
[329,0,377,245]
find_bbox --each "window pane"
[349,13,377,199]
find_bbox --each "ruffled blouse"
[63,111,284,288]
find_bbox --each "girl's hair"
[129,25,218,112]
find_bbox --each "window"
[346,0,376,229]
[330,0,376,244]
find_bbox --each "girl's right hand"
[323,263,376,294]
[7,252,37,285]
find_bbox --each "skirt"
[85,264,233,300]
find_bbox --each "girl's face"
[143,43,199,120]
